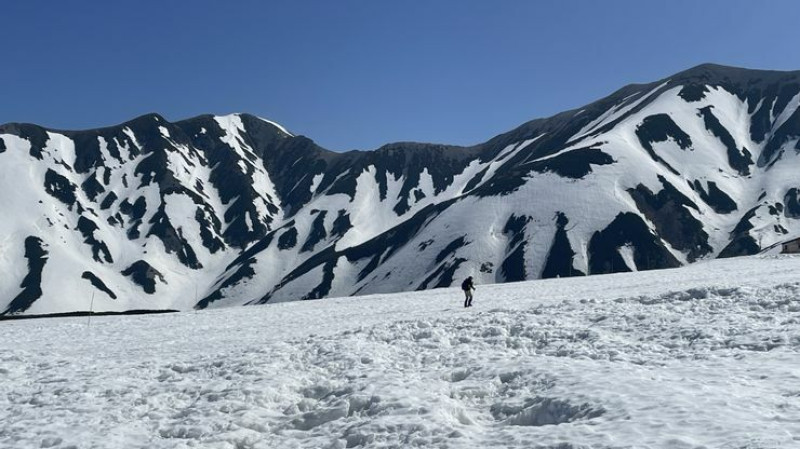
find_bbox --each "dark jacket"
[461,278,474,291]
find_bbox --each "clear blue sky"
[3,1,799,151]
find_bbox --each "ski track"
[2,255,800,448]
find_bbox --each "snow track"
[2,255,800,448]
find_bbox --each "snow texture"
[2,254,800,448]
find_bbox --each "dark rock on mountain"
[692,180,738,214]
[761,106,800,166]
[81,174,106,202]
[588,213,681,274]
[2,237,49,315]
[419,257,467,290]
[542,212,584,278]
[301,211,328,253]
[628,176,712,262]
[44,169,77,208]
[500,215,531,282]
[119,197,147,222]
[147,204,202,269]
[697,106,753,175]
[76,216,113,263]
[196,208,226,254]
[528,147,615,179]
[784,188,800,218]
[330,211,351,239]
[278,226,299,250]
[718,207,762,258]
[122,260,165,294]
[635,114,691,175]
[100,192,117,210]
[678,84,709,102]
[5,124,49,160]
[81,271,117,300]
[436,236,470,265]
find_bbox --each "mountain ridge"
[4,63,800,151]
[2,63,800,315]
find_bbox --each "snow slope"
[2,255,799,448]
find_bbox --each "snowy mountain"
[2,63,800,315]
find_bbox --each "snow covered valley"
[2,255,800,448]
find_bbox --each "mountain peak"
[669,63,800,87]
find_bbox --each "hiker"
[461,276,475,308]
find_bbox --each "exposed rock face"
[2,64,800,314]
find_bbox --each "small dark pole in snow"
[87,292,95,327]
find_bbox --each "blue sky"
[3,1,799,151]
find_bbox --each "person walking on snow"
[462,276,476,308]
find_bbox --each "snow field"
[2,255,800,448]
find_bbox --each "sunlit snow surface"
[2,255,800,448]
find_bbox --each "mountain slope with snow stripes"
[1,64,800,314]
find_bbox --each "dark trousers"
[464,289,473,307]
